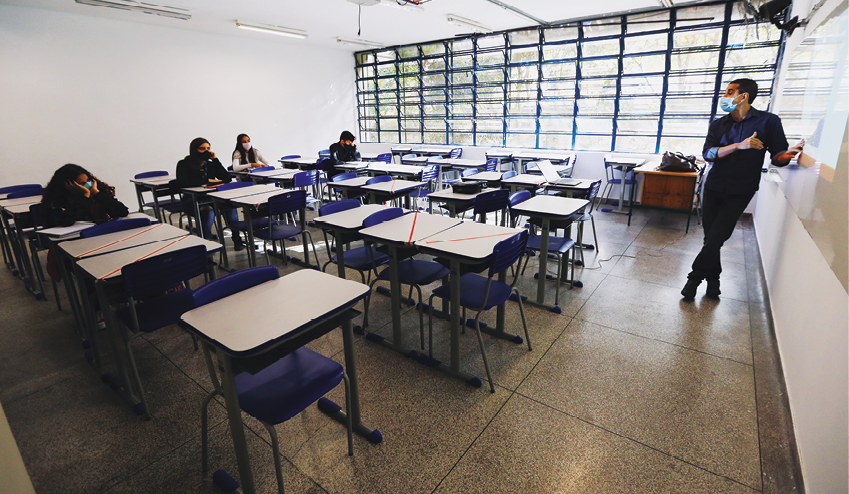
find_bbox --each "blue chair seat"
[408,188,433,198]
[377,259,448,285]
[143,197,180,208]
[114,289,194,333]
[332,246,389,271]
[253,221,302,240]
[526,234,576,255]
[228,217,269,231]
[236,347,344,424]
[432,273,513,311]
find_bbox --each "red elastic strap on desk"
[390,179,396,194]
[77,223,163,258]
[406,212,419,245]
[99,235,189,280]
[425,232,515,244]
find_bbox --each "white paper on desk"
[39,222,95,237]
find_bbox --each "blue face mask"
[83,181,94,189]
[719,93,745,113]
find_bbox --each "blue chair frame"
[253,190,318,266]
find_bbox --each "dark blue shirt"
[702,107,789,194]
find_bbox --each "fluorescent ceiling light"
[381,0,424,13]
[337,37,385,48]
[74,0,191,20]
[446,14,491,33]
[235,21,307,39]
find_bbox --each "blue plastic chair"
[366,175,392,185]
[114,244,209,417]
[318,200,389,283]
[7,188,42,199]
[252,166,275,173]
[134,171,168,179]
[280,154,301,160]
[361,209,449,349]
[253,190,318,266]
[329,172,361,201]
[294,170,321,211]
[194,266,354,494]
[575,179,603,265]
[399,153,418,165]
[427,230,531,392]
[473,189,509,224]
[449,148,463,158]
[408,165,439,210]
[134,172,182,218]
[201,182,264,246]
[501,170,518,181]
[0,184,42,195]
[444,168,479,187]
[600,154,636,207]
[484,158,498,172]
[376,152,392,163]
[79,217,151,238]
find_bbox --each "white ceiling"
[1,0,675,51]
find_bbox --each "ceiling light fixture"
[336,37,385,49]
[235,21,308,39]
[74,0,191,20]
[380,0,425,13]
[446,14,491,33]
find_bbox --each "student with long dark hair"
[176,137,246,250]
[231,133,269,172]
[41,163,129,227]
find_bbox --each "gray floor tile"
[518,319,760,489]
[434,394,757,494]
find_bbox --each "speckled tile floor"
[0,206,798,493]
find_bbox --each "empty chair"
[0,184,42,196]
[501,170,518,181]
[114,245,210,417]
[575,179,603,265]
[484,158,498,172]
[6,187,42,199]
[253,190,318,266]
[328,172,361,201]
[366,175,392,185]
[211,182,265,250]
[318,149,331,158]
[600,154,636,207]
[473,189,509,225]
[280,154,301,160]
[318,200,389,284]
[133,172,182,221]
[408,164,439,210]
[400,153,418,165]
[252,166,275,173]
[376,152,392,163]
[427,231,530,392]
[360,208,450,348]
[293,170,321,211]
[449,148,462,158]
[79,217,152,238]
[444,168,479,187]
[193,265,354,494]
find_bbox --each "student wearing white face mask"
[231,133,269,172]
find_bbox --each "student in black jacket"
[327,130,361,178]
[42,163,129,227]
[176,137,245,249]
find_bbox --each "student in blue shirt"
[682,78,804,300]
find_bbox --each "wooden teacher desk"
[633,161,699,233]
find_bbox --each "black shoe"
[706,279,721,299]
[681,278,701,300]
[233,241,246,252]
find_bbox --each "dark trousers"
[689,188,754,281]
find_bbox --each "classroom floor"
[0,206,797,493]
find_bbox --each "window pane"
[543,43,578,61]
[579,78,617,97]
[625,33,668,54]
[577,98,615,114]
[539,118,573,132]
[422,57,445,72]
[398,46,418,59]
[424,119,446,131]
[423,73,446,87]
[541,81,575,98]
[671,50,720,71]
[621,76,664,96]
[623,54,666,74]
[626,11,670,34]
[476,104,503,116]
[507,101,536,115]
[451,55,473,69]
[664,97,713,115]
[506,134,536,147]
[723,46,779,68]
[661,118,710,136]
[477,68,505,83]
[544,26,578,42]
[540,100,575,115]
[676,4,726,27]
[576,118,612,133]
[509,65,539,81]
[542,61,577,79]
[379,118,398,130]
[660,136,705,154]
[617,118,658,134]
[507,118,535,132]
[509,29,539,46]
[575,134,612,151]
[477,50,505,67]
[422,43,445,55]
[582,39,620,57]
[539,134,573,149]
[674,30,722,48]
[581,58,619,77]
[619,97,661,114]
[583,18,621,38]
[616,135,657,153]
[477,34,505,49]
[509,46,539,63]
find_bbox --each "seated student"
[176,137,246,250]
[42,163,129,227]
[327,130,361,178]
[231,133,269,172]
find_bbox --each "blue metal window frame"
[355,1,784,153]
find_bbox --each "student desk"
[544,178,595,197]
[245,168,298,185]
[206,184,280,269]
[278,157,319,170]
[633,161,698,233]
[601,157,645,216]
[75,235,221,414]
[399,155,429,166]
[501,174,546,194]
[366,163,424,180]
[426,187,501,217]
[1,197,44,299]
[513,151,573,174]
[361,180,426,208]
[359,152,381,161]
[508,196,589,312]
[180,186,220,239]
[328,176,372,200]
[181,269,378,494]
[129,175,175,223]
[462,171,503,188]
[414,222,525,386]
[410,145,456,158]
[229,188,314,269]
[358,211,461,359]
[390,144,416,161]
[313,204,391,279]
[334,161,372,172]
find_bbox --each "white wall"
[754,0,849,492]
[0,5,358,207]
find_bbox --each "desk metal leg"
[194,197,204,239]
[521,217,566,314]
[243,206,257,268]
[219,352,257,494]
[14,218,41,298]
[152,193,163,224]
[214,202,231,271]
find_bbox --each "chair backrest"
[293,170,318,188]
[331,172,358,183]
[489,230,529,276]
[473,189,510,217]
[267,189,307,217]
[462,169,479,177]
[134,171,168,180]
[7,188,42,199]
[121,245,208,300]
[366,175,392,185]
[362,207,404,228]
[501,170,518,180]
[318,149,331,158]
[280,154,301,160]
[319,198,360,217]
[0,184,42,195]
[216,181,253,192]
[420,165,439,182]
[450,148,462,159]
[585,179,603,202]
[507,190,531,220]
[252,166,275,173]
[79,217,152,238]
[192,265,279,308]
[485,158,498,172]
[401,153,417,160]
[28,203,46,228]
[377,153,392,163]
